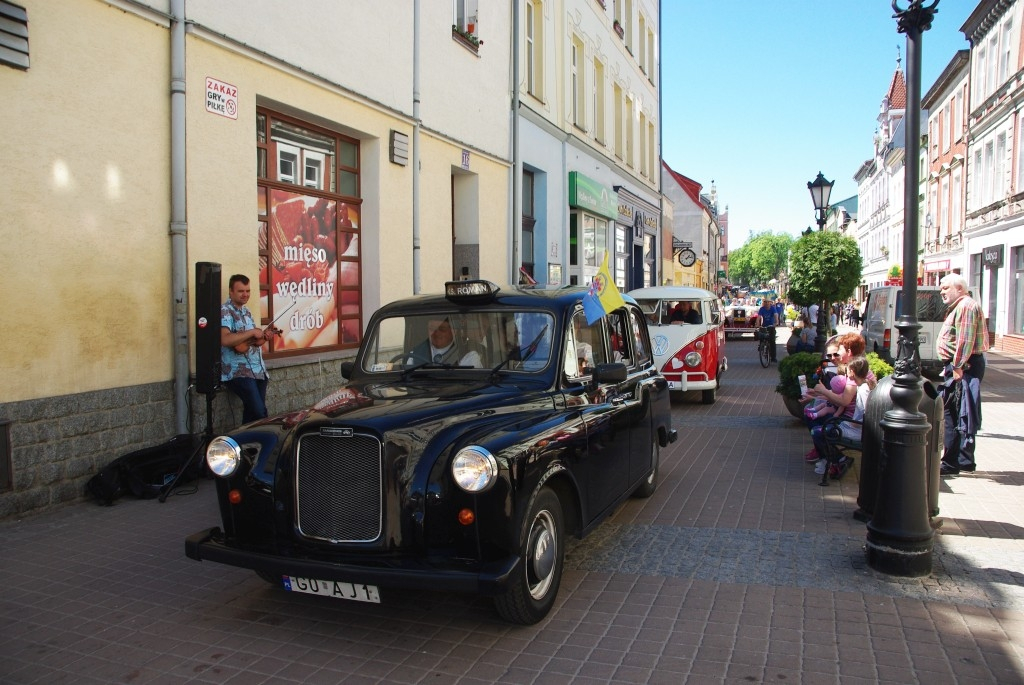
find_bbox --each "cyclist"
[757,298,779,363]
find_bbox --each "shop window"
[0,2,29,70]
[257,108,362,356]
[1013,246,1024,334]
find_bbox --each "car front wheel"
[494,487,564,625]
[633,440,659,498]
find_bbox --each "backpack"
[86,434,202,505]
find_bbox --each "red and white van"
[628,286,728,404]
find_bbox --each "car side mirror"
[340,360,355,379]
[592,362,627,384]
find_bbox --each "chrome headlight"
[684,351,702,367]
[206,436,241,478]
[452,446,498,493]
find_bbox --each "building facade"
[0,0,515,518]
[0,0,667,519]
[962,0,1024,354]
[517,0,662,292]
[922,50,970,287]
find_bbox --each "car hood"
[253,376,558,436]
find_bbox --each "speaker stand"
[159,389,216,503]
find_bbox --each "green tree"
[788,230,861,317]
[728,231,794,288]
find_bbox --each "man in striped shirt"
[936,273,989,475]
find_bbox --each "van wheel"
[702,387,716,404]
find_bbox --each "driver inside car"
[408,317,482,367]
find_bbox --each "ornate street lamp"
[865,0,939,577]
[807,171,834,352]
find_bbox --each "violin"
[234,326,282,353]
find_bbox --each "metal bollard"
[853,375,942,523]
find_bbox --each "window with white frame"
[613,83,624,160]
[639,112,647,176]
[526,0,543,99]
[625,95,634,167]
[624,0,634,53]
[571,34,585,129]
[638,13,647,73]
[975,47,987,102]
[646,27,655,83]
[594,58,605,144]
[942,102,951,153]
[648,121,656,179]
[940,175,950,238]
[1018,118,1024,194]
[954,88,963,142]
[1000,18,1012,84]
[997,132,1007,200]
[973,148,984,209]
[951,167,962,234]
[987,35,998,98]
[453,0,479,39]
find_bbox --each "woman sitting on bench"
[809,356,872,480]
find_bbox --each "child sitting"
[803,371,849,421]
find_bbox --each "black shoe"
[959,464,976,473]
[940,463,959,476]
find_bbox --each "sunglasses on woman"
[825,353,840,359]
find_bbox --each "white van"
[861,285,945,378]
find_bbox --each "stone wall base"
[0,355,351,521]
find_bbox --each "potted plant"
[613,19,624,38]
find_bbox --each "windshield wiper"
[490,324,548,378]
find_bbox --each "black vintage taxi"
[186,281,677,624]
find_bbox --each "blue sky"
[661,0,975,250]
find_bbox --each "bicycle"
[756,326,773,368]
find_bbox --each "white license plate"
[283,575,381,603]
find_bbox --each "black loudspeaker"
[195,262,222,395]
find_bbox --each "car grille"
[295,432,383,543]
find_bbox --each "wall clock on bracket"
[678,249,696,267]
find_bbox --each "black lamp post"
[807,171,834,353]
[866,0,938,577]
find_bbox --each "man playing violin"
[221,273,279,424]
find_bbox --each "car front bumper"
[185,527,520,596]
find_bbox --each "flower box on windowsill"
[613,20,624,39]
[452,26,482,53]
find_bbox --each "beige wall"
[0,1,172,402]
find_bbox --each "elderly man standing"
[936,273,989,476]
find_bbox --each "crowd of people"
[787,272,989,482]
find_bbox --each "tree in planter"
[787,231,861,351]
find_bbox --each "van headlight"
[685,352,702,367]
[452,446,498,492]
[206,436,241,477]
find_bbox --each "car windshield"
[360,310,555,374]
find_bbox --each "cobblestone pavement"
[1,332,1023,684]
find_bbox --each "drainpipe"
[511,0,521,282]
[412,0,422,293]
[170,0,188,434]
